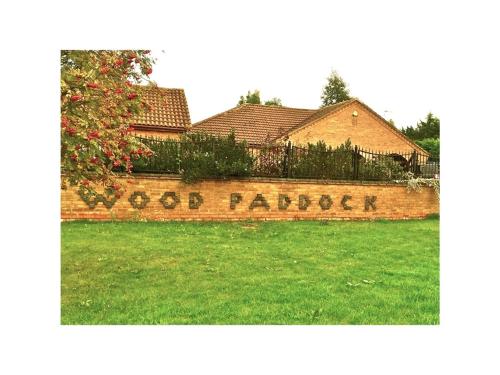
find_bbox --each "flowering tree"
[61,50,155,196]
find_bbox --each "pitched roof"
[190,99,428,155]
[190,104,316,145]
[131,86,191,130]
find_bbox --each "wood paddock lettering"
[61,175,438,221]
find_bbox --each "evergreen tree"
[238,90,261,105]
[415,138,440,159]
[320,70,351,107]
[264,97,283,106]
[238,90,283,106]
[402,113,440,140]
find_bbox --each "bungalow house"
[131,86,191,139]
[190,98,428,159]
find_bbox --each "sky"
[143,1,449,129]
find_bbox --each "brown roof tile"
[190,99,428,155]
[190,104,316,145]
[132,86,191,129]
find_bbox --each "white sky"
[145,1,449,129]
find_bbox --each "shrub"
[179,132,254,183]
[130,135,428,184]
[396,172,440,200]
[358,155,405,180]
[291,140,353,179]
[131,132,254,183]
[416,138,440,159]
[132,137,180,173]
[252,145,286,177]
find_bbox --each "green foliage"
[238,90,283,107]
[416,138,440,159]
[264,97,283,106]
[252,145,285,177]
[60,50,156,195]
[401,172,440,200]
[290,140,403,181]
[320,70,351,107]
[238,90,261,105]
[402,113,440,141]
[179,132,254,183]
[291,140,354,179]
[358,156,405,180]
[132,138,181,174]
[134,136,412,182]
[134,132,254,183]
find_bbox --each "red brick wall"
[133,130,183,140]
[61,175,439,221]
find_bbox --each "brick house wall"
[288,101,424,154]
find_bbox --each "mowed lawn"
[61,219,439,324]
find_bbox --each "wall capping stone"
[117,173,410,187]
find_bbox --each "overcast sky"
[143,1,452,129]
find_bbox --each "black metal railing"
[129,137,439,181]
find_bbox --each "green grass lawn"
[61,219,439,324]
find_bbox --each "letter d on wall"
[189,192,204,209]
[299,195,311,210]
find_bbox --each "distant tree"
[416,138,440,159]
[387,119,396,128]
[238,90,283,107]
[401,113,440,141]
[264,97,283,106]
[320,70,351,107]
[238,90,261,105]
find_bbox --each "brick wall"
[289,101,424,155]
[61,175,439,221]
[133,129,183,140]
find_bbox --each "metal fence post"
[177,141,181,174]
[411,149,417,174]
[282,141,291,178]
[352,145,359,180]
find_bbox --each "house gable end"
[285,100,428,155]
